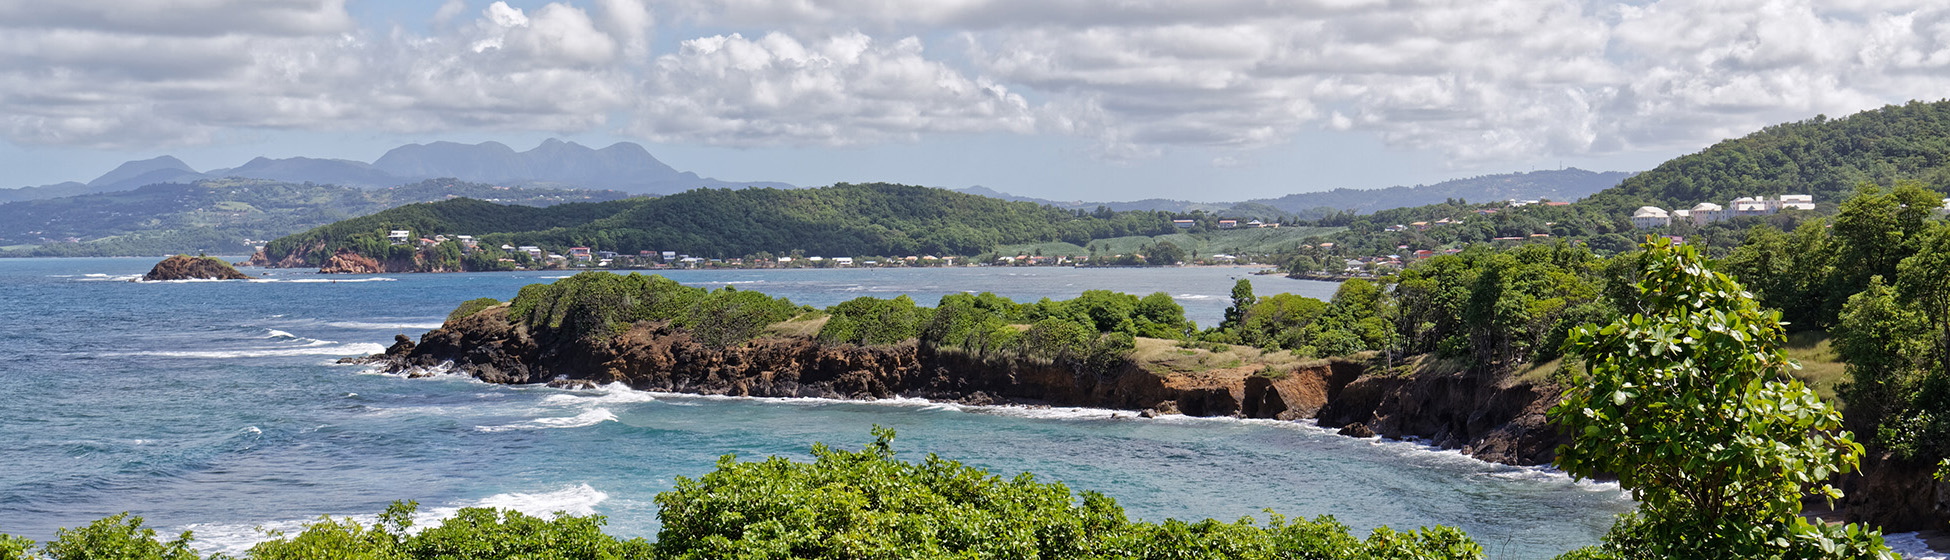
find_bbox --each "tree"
[1550,240,1892,559]
[1223,279,1254,331]
[1835,277,1928,441]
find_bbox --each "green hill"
[260,183,1211,266]
[0,178,633,257]
[1585,99,1950,212]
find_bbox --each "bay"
[0,258,1631,559]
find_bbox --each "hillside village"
[1630,194,1816,228]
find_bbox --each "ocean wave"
[182,483,610,557]
[261,329,297,339]
[117,342,386,359]
[1173,294,1221,300]
[475,408,618,432]
[76,274,143,282]
[1886,532,1947,559]
[539,383,657,406]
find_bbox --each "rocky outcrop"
[353,305,1364,420]
[143,255,254,281]
[319,249,387,274]
[1316,368,1567,466]
[354,305,1560,469]
[1835,453,1950,531]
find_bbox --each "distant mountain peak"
[89,155,197,188]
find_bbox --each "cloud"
[1,0,1949,167]
[633,32,1034,145]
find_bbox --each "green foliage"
[262,196,637,268]
[816,295,933,346]
[1550,240,1891,559]
[654,427,1485,560]
[266,183,1188,264]
[37,514,199,560]
[2,533,34,560]
[445,298,501,325]
[506,272,797,348]
[1589,100,1950,212]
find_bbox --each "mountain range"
[960,168,1635,220]
[0,139,790,203]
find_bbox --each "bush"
[444,298,501,325]
[1551,240,1893,559]
[816,295,932,346]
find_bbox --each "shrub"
[444,298,501,325]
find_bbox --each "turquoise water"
[0,258,1633,558]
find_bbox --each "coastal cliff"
[358,305,1364,419]
[143,255,253,281]
[355,304,1554,466]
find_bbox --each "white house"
[833,257,855,266]
[1631,206,1671,229]
[1777,194,1815,211]
[388,230,411,245]
[1731,197,1770,217]
[1689,203,1724,226]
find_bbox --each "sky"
[0,0,1946,202]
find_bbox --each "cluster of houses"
[1631,194,1815,229]
[1383,217,1464,232]
[1173,219,1279,229]
[389,230,480,250]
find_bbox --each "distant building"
[1218,219,1238,229]
[1730,197,1769,217]
[568,247,592,261]
[388,230,411,245]
[834,257,855,266]
[1172,219,1195,228]
[1776,194,1815,211]
[1632,206,1671,229]
[1247,220,1266,228]
[1689,202,1724,226]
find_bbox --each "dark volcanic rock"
[143,255,253,281]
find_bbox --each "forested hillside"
[260,183,1188,266]
[1586,99,1950,212]
[0,178,632,257]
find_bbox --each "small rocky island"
[143,255,255,281]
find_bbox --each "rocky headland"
[143,255,254,281]
[354,303,1568,465]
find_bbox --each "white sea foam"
[1173,293,1221,300]
[476,408,618,432]
[540,383,657,406]
[1887,532,1948,559]
[181,484,610,557]
[119,342,387,359]
[76,274,143,282]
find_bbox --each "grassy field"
[1784,330,1845,403]
[1129,336,1319,376]
[989,226,1345,259]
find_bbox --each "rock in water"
[143,255,254,281]
[1338,423,1376,438]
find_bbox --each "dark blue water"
[0,258,1633,558]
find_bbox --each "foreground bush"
[1549,240,1894,560]
[3,429,1483,560]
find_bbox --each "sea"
[3,257,1926,559]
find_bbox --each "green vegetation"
[444,297,502,325]
[506,272,804,348]
[1550,240,1891,559]
[0,430,1484,560]
[0,178,632,257]
[262,183,1209,269]
[990,226,1345,261]
[1588,100,1950,212]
